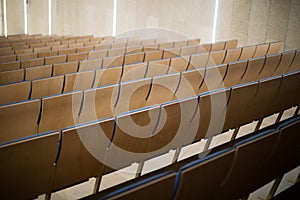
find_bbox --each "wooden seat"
[53,61,78,76]
[102,55,124,68]
[145,59,170,77]
[143,44,159,51]
[124,52,145,65]
[273,71,300,112]
[107,106,161,169]
[267,41,283,54]
[15,48,33,54]
[147,96,199,156]
[114,78,151,115]
[174,40,188,47]
[45,55,67,65]
[159,42,174,50]
[163,47,181,59]
[107,48,125,57]
[207,50,226,66]
[88,50,108,59]
[94,67,122,87]
[144,50,163,62]
[0,55,17,63]
[239,45,256,60]
[211,41,226,51]
[68,52,88,62]
[180,46,197,56]
[287,49,300,72]
[223,48,242,63]
[64,71,95,92]
[38,91,83,133]
[223,82,258,131]
[121,63,147,82]
[240,57,265,83]
[224,39,238,49]
[253,43,269,57]
[21,58,44,69]
[246,76,282,122]
[200,43,212,52]
[94,44,111,50]
[25,65,52,81]
[69,43,84,49]
[0,99,40,143]
[0,61,20,72]
[176,68,205,98]
[223,60,247,88]
[0,50,14,56]
[58,48,76,55]
[17,53,38,61]
[187,52,209,70]
[257,54,281,80]
[34,46,51,53]
[31,76,64,99]
[77,46,94,53]
[174,149,235,200]
[79,58,102,71]
[126,46,142,53]
[198,65,227,94]
[195,88,231,141]
[187,38,201,46]
[146,73,181,106]
[0,131,60,200]
[78,85,118,123]
[51,44,68,51]
[39,50,58,58]
[0,69,24,85]
[52,120,111,192]
[127,40,141,47]
[216,129,279,199]
[101,172,176,200]
[111,42,126,49]
[269,118,300,177]
[168,56,189,73]
[0,81,30,105]
[273,50,295,76]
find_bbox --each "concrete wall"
[51,0,113,36]
[0,0,299,50]
[27,0,49,35]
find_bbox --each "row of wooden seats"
[0,38,202,65]
[89,115,300,200]
[0,37,168,56]
[0,44,294,107]
[0,38,204,71]
[0,70,299,199]
[0,48,298,147]
[0,35,103,48]
[0,40,281,87]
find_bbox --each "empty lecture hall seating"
[0,34,299,200]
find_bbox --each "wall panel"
[27,0,48,35]
[6,0,24,35]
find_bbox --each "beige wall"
[27,0,49,35]
[116,0,215,42]
[6,0,24,35]
[52,0,113,36]
[0,0,299,50]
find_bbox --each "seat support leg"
[172,147,181,163]
[255,119,263,132]
[135,161,145,178]
[93,175,103,194]
[266,175,284,200]
[203,137,213,151]
[294,106,299,117]
[230,127,240,141]
[275,111,284,124]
